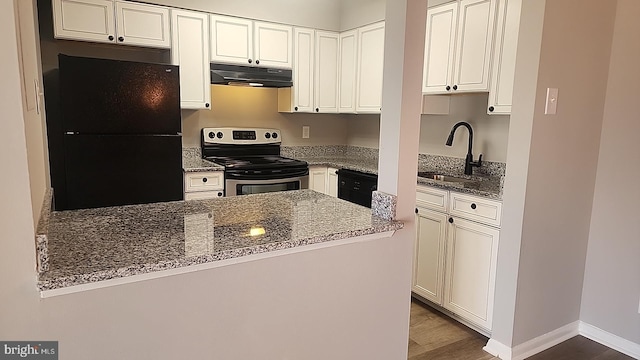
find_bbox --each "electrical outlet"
[302,126,310,139]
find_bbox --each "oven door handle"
[225,169,309,180]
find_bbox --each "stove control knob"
[265,132,271,139]
[216,132,223,139]
[272,132,278,139]
[208,132,215,139]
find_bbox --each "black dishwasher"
[337,169,378,208]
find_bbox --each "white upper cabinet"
[210,15,253,66]
[355,21,385,113]
[292,28,315,113]
[423,0,498,94]
[487,0,522,114]
[210,15,292,69]
[171,9,211,110]
[254,22,293,68]
[115,2,170,48]
[314,31,339,113]
[338,29,358,113]
[422,3,458,93]
[53,0,170,48]
[279,28,338,114]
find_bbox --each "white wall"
[146,0,342,31]
[16,0,49,227]
[182,86,349,147]
[346,94,510,163]
[507,0,616,346]
[339,0,386,31]
[580,0,640,344]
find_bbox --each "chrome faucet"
[445,121,482,175]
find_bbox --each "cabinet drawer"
[416,185,449,212]
[449,193,502,227]
[185,190,224,200]
[184,172,224,192]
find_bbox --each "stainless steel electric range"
[201,128,309,196]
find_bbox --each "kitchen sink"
[417,172,476,183]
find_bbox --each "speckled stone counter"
[182,157,224,172]
[416,174,503,200]
[37,190,403,291]
[291,154,503,200]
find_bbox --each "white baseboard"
[483,338,512,360]
[485,321,640,360]
[484,321,579,360]
[579,322,640,359]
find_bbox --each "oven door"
[225,175,309,196]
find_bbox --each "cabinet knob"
[335,170,338,174]
[118,36,124,42]
[453,85,458,91]
[315,108,319,112]
[294,106,298,111]
[448,217,454,223]
[108,35,114,41]
[202,178,208,183]
[488,106,495,112]
[255,59,260,65]
[205,103,210,108]
[445,85,451,91]
[471,203,477,210]
[415,208,418,214]
[218,192,223,197]
[248,59,252,64]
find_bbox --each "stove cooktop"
[205,155,307,170]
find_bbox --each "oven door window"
[237,180,300,195]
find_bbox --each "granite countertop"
[293,155,503,200]
[38,190,403,291]
[415,172,503,200]
[182,157,224,173]
[298,156,379,175]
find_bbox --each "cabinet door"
[53,0,116,44]
[254,22,293,69]
[171,10,211,110]
[487,0,521,114]
[115,2,170,48]
[356,22,385,113]
[309,166,328,194]
[413,207,448,305]
[210,15,253,65]
[338,29,358,113]
[293,28,315,113]
[314,31,339,113]
[326,167,339,197]
[452,0,497,92]
[422,2,458,94]
[444,216,499,330]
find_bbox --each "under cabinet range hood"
[210,63,293,88]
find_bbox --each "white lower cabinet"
[326,167,339,197]
[184,171,224,200]
[308,166,338,197]
[413,206,448,305]
[413,185,501,332]
[309,166,328,193]
[443,216,499,330]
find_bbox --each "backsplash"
[281,145,379,160]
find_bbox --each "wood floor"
[408,299,634,360]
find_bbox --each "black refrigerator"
[46,54,183,211]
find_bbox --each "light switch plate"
[302,126,310,139]
[545,88,559,115]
